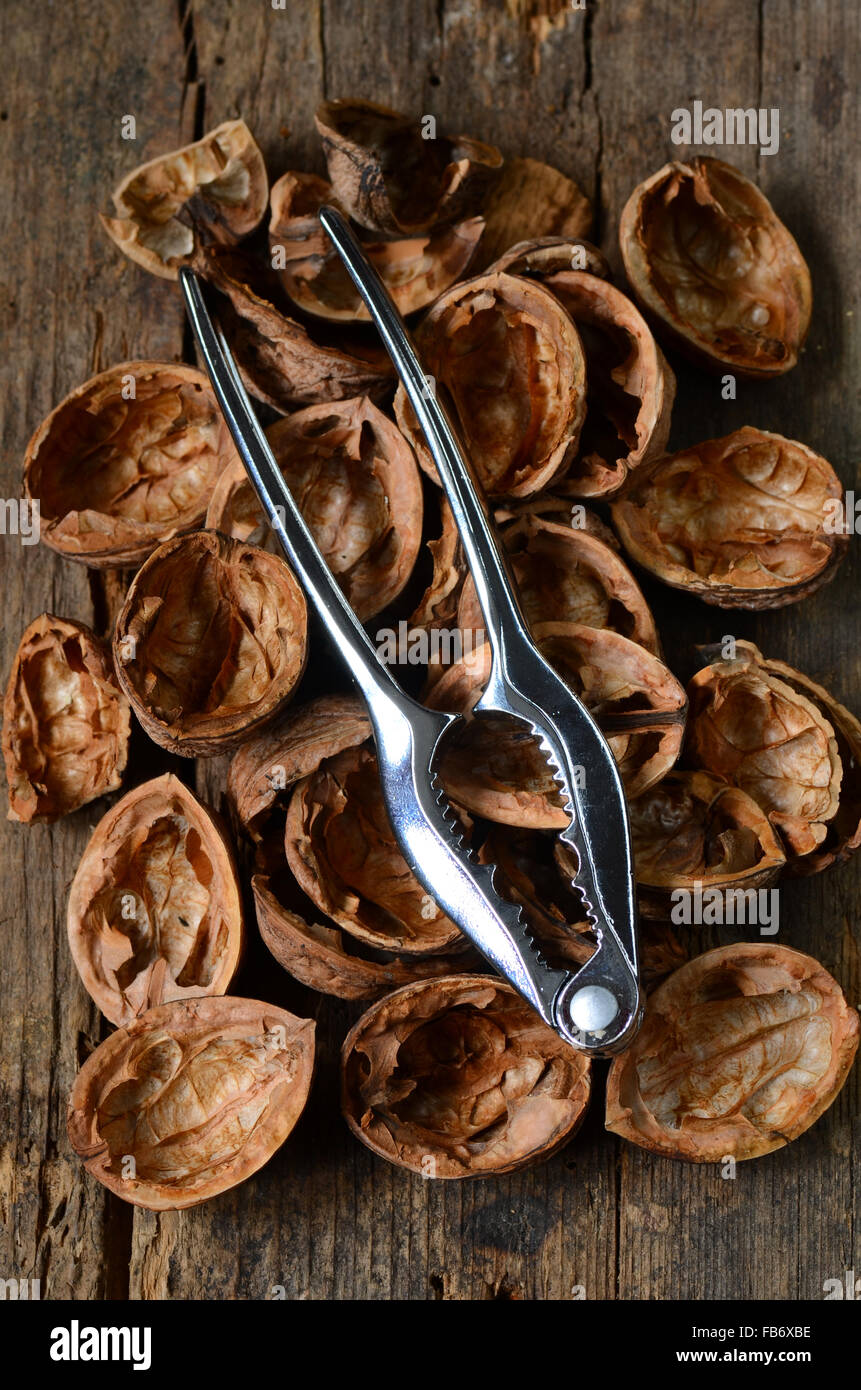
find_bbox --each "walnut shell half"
[315,99,502,235]
[67,774,243,1027]
[630,770,786,919]
[619,158,812,377]
[425,625,686,826]
[114,531,307,756]
[341,974,591,1177]
[25,362,237,568]
[471,159,593,273]
[685,641,842,863]
[206,396,422,621]
[101,120,268,279]
[394,272,587,498]
[68,996,315,1209]
[269,170,483,321]
[606,944,858,1161]
[3,614,130,823]
[612,428,847,609]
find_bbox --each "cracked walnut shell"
[611,428,847,609]
[394,272,587,498]
[67,774,243,1027]
[68,996,315,1209]
[606,944,858,1161]
[24,362,237,568]
[114,530,307,756]
[3,614,130,823]
[102,120,268,279]
[619,158,812,376]
[206,396,422,621]
[341,974,591,1177]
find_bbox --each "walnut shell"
[341,974,591,1177]
[457,511,660,656]
[425,624,686,826]
[67,774,243,1027]
[541,272,676,498]
[3,614,130,823]
[315,99,502,235]
[101,120,268,279]
[686,641,842,863]
[228,697,474,997]
[630,770,786,920]
[269,170,483,321]
[24,362,237,568]
[606,944,858,1161]
[619,158,812,377]
[206,396,422,621]
[196,245,394,409]
[487,235,609,282]
[114,530,307,757]
[611,428,847,609]
[394,272,587,498]
[68,996,315,1209]
[471,159,592,273]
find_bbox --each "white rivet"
[569,985,618,1033]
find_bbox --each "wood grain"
[0,0,857,1301]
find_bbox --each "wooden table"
[2,0,858,1301]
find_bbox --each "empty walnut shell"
[488,236,609,282]
[471,159,593,273]
[612,428,847,609]
[24,362,236,568]
[630,770,786,920]
[341,974,591,1177]
[206,396,422,621]
[606,944,859,1161]
[725,648,861,877]
[67,774,243,1027]
[68,996,315,1209]
[541,273,676,498]
[196,245,394,410]
[316,99,502,235]
[619,158,812,377]
[426,624,686,826]
[114,530,307,757]
[394,272,587,498]
[457,511,660,656]
[228,696,474,998]
[686,641,841,862]
[269,170,483,322]
[3,614,130,824]
[101,120,268,279]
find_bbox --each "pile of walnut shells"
[3,108,858,1208]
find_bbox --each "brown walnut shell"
[315,99,502,235]
[619,158,812,377]
[686,641,842,862]
[114,530,307,757]
[269,170,483,322]
[3,614,130,824]
[68,996,315,1209]
[394,272,587,498]
[540,272,676,498]
[24,362,236,568]
[487,235,609,282]
[228,697,475,998]
[206,396,422,621]
[629,770,786,920]
[425,624,686,826]
[457,511,660,656]
[196,245,394,410]
[341,974,591,1178]
[101,120,268,279]
[471,159,593,273]
[606,943,859,1161]
[611,428,847,609]
[67,774,243,1027]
